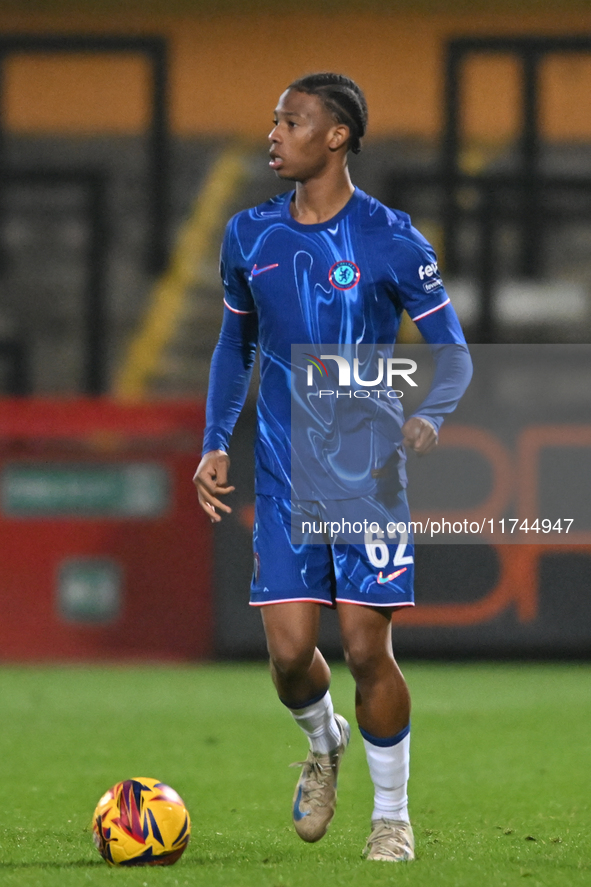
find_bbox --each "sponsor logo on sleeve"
[418,261,443,293]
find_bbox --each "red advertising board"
[0,399,211,661]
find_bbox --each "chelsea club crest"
[329,260,361,290]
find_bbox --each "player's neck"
[290,168,354,225]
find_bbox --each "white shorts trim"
[250,597,333,607]
[334,598,415,608]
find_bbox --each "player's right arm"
[194,219,258,521]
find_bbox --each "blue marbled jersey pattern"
[212,187,468,498]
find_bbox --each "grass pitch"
[0,661,589,887]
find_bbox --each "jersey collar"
[280,187,362,232]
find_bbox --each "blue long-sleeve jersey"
[203,187,472,498]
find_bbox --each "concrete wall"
[1,7,591,141]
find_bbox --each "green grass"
[0,662,589,886]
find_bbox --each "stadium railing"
[0,335,30,395]
[384,170,591,343]
[1,169,109,395]
[442,35,591,277]
[0,34,170,275]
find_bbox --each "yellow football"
[92,777,190,866]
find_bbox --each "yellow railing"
[115,145,247,399]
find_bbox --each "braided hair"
[288,72,368,154]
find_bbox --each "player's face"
[268,89,348,182]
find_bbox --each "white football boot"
[291,713,350,842]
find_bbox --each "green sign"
[58,559,122,623]
[1,463,170,518]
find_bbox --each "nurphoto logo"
[305,353,417,398]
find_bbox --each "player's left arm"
[390,228,473,453]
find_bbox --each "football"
[92,777,191,866]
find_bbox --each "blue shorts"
[250,494,415,609]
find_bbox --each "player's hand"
[401,416,438,455]
[193,450,235,523]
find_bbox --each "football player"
[195,73,472,861]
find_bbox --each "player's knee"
[342,638,387,682]
[268,641,315,679]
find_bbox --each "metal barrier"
[0,34,170,274]
[385,169,591,342]
[0,336,29,394]
[2,169,108,394]
[442,35,591,277]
